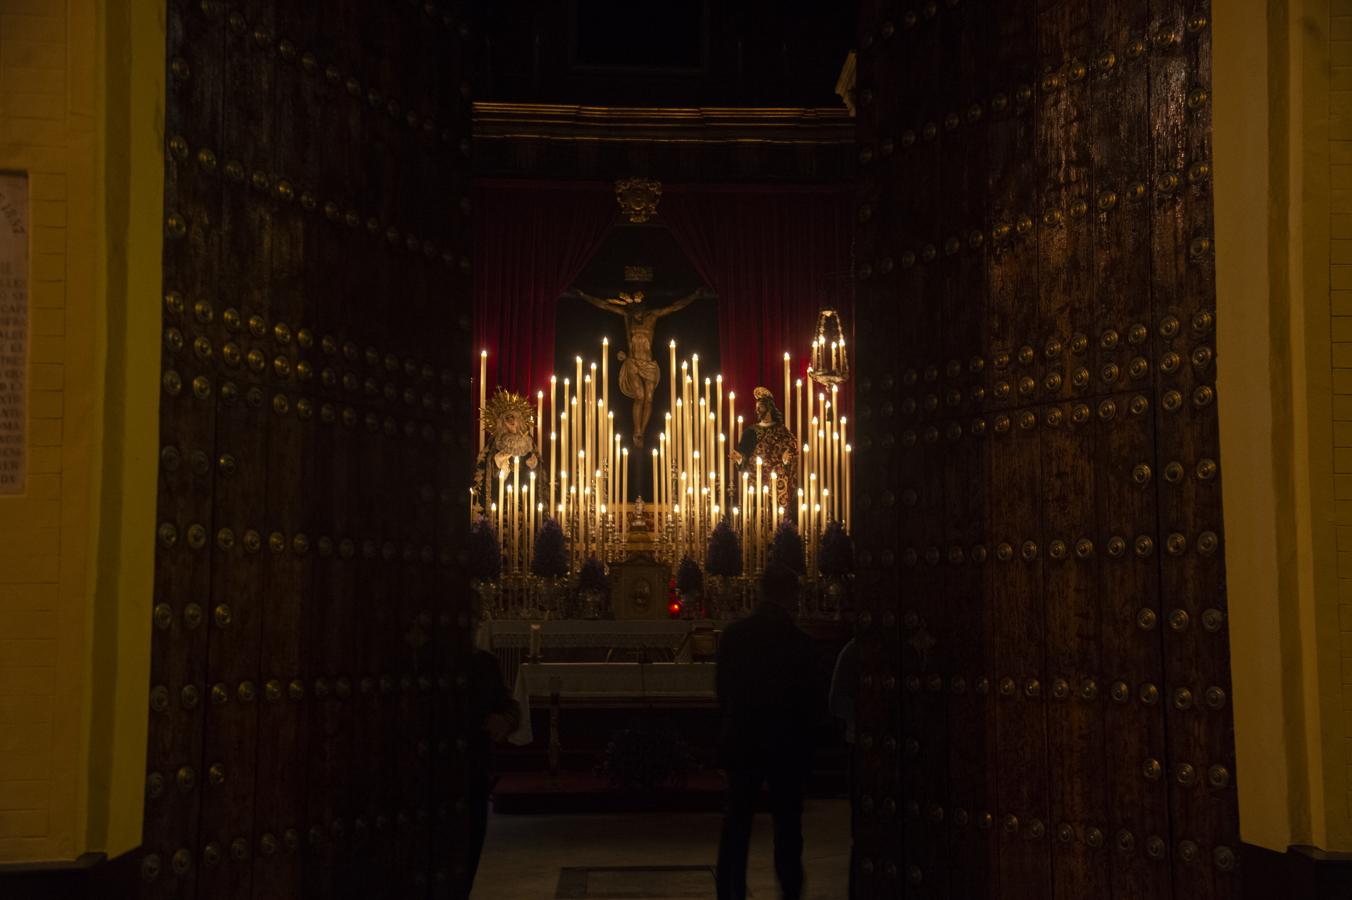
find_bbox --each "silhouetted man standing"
[715,563,827,900]
[464,648,519,896]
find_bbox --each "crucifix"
[567,287,711,448]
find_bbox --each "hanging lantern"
[808,308,849,386]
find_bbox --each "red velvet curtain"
[660,184,854,412]
[473,180,616,395]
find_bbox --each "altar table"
[483,620,723,675]
[508,662,718,769]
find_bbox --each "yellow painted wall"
[1215,0,1352,854]
[0,0,161,864]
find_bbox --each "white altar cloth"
[484,619,716,650]
[508,662,717,745]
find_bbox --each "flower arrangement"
[466,517,501,582]
[675,556,704,596]
[531,517,569,579]
[817,520,855,578]
[578,556,608,595]
[705,518,743,578]
[767,521,807,576]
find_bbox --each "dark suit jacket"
[465,649,519,788]
[715,603,827,773]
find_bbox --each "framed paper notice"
[0,174,27,494]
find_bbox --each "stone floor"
[472,798,851,899]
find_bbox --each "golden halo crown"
[481,388,536,437]
[752,386,773,402]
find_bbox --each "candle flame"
[784,351,790,360]
[481,349,487,357]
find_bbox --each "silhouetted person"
[464,648,520,896]
[715,563,827,900]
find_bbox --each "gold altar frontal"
[608,517,670,620]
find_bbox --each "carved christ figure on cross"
[568,287,710,448]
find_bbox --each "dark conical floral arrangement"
[675,555,704,595]
[578,555,608,595]
[705,517,743,578]
[817,520,855,578]
[767,520,806,576]
[531,517,569,579]
[466,517,501,581]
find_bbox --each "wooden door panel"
[148,2,474,898]
[854,0,1237,897]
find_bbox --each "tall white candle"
[754,456,763,562]
[479,349,488,452]
[570,396,579,492]
[728,392,736,454]
[692,354,700,412]
[512,456,521,570]
[659,432,667,512]
[795,379,803,457]
[844,443,852,531]
[584,374,593,486]
[715,375,723,459]
[707,413,715,494]
[560,471,569,532]
[718,433,726,512]
[669,340,678,449]
[602,336,609,416]
[783,352,791,433]
[651,448,659,520]
[621,447,629,536]
[497,469,506,548]
[703,378,711,458]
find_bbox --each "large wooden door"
[850,2,1237,898]
[142,2,476,898]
